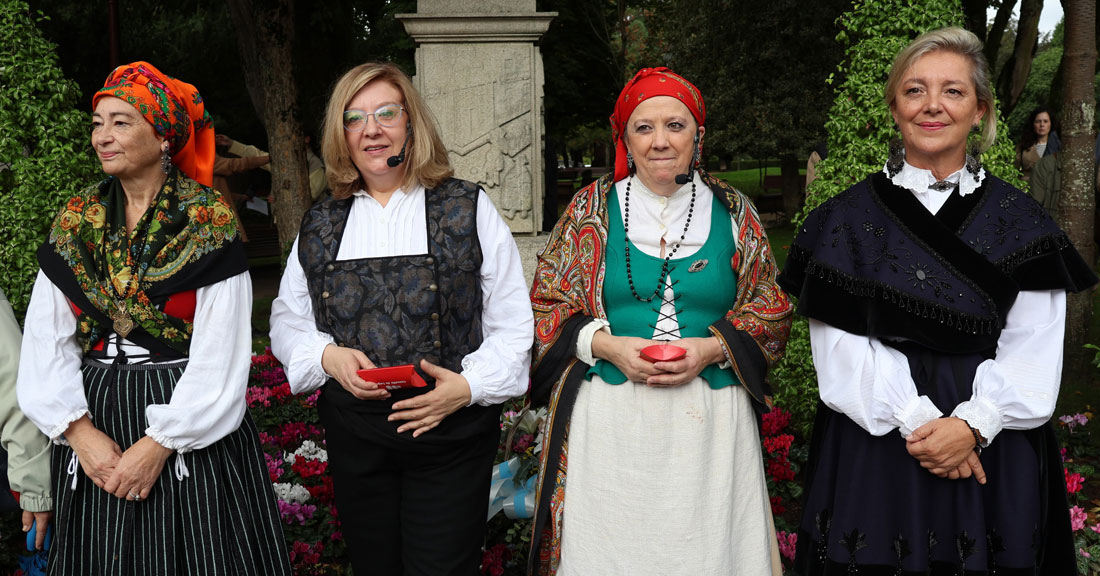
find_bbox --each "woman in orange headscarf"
[528,67,793,575]
[17,62,292,575]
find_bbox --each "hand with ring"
[128,488,142,501]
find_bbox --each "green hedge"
[0,0,99,319]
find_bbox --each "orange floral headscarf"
[93,61,215,187]
[610,67,706,181]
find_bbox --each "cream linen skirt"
[559,374,775,576]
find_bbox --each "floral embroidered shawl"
[37,169,248,357]
[527,171,794,574]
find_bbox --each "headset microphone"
[387,122,412,167]
[674,130,702,185]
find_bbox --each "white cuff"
[895,396,943,437]
[145,426,188,453]
[575,319,611,366]
[461,368,483,406]
[951,397,1002,446]
[48,408,89,446]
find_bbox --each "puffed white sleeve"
[810,318,943,437]
[950,290,1064,445]
[144,272,253,452]
[16,270,88,443]
[269,237,335,395]
[460,190,533,406]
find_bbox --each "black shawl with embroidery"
[779,172,1096,353]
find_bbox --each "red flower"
[764,434,794,456]
[307,476,337,504]
[766,457,795,482]
[761,407,791,436]
[770,495,786,516]
[293,457,329,478]
[1065,469,1084,494]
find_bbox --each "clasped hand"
[592,332,724,387]
[65,416,173,500]
[323,346,470,437]
[905,417,986,484]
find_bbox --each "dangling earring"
[161,144,172,176]
[626,152,635,174]
[965,125,982,182]
[886,134,905,178]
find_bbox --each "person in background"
[0,288,52,551]
[216,133,328,201]
[16,61,292,575]
[805,141,828,187]
[213,134,271,242]
[781,28,1092,574]
[1015,106,1061,182]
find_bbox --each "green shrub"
[0,0,99,319]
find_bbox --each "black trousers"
[319,392,499,576]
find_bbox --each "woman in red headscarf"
[528,67,794,575]
[16,62,292,575]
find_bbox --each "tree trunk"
[225,0,311,254]
[779,154,801,223]
[983,0,1017,73]
[962,0,988,40]
[997,0,1043,117]
[1058,0,1097,347]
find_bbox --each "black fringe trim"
[786,245,998,337]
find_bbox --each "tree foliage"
[0,0,99,317]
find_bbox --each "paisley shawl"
[37,169,248,357]
[527,171,794,575]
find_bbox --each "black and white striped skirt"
[48,358,292,576]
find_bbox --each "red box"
[356,364,428,390]
[639,344,687,362]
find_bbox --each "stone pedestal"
[398,1,555,235]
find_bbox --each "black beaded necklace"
[623,176,696,302]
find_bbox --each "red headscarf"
[610,67,706,181]
[93,61,215,187]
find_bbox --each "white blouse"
[16,270,253,452]
[812,161,1064,444]
[269,185,532,406]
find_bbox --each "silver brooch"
[688,259,708,273]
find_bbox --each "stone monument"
[398,0,555,242]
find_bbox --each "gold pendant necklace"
[110,299,135,338]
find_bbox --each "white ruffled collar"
[882,160,985,197]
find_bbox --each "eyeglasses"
[343,104,405,131]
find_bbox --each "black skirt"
[793,343,1077,576]
[48,358,293,576]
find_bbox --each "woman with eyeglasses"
[269,62,533,575]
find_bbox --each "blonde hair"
[321,62,453,199]
[885,27,997,151]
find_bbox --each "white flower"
[294,440,328,462]
[272,482,312,504]
[283,451,296,465]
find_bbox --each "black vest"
[298,178,500,444]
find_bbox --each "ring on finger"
[128,489,142,501]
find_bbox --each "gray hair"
[885,27,996,151]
